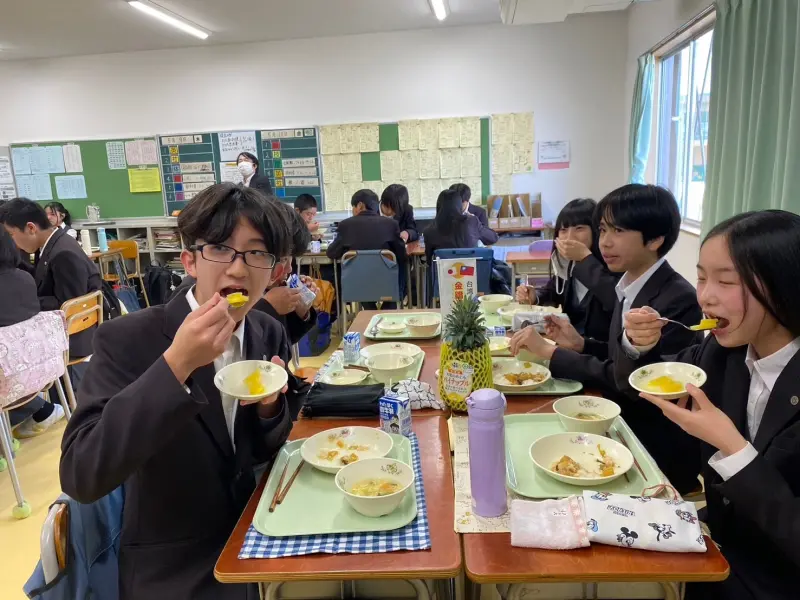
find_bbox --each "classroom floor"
[0,341,339,600]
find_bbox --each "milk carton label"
[379,395,412,437]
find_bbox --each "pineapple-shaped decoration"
[439,296,494,412]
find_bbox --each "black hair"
[594,184,680,257]
[0,226,19,270]
[294,193,317,212]
[236,152,260,173]
[449,183,471,204]
[703,210,800,338]
[282,203,312,257]
[0,197,52,231]
[45,201,72,226]
[433,189,470,247]
[178,183,291,258]
[380,184,409,216]
[550,198,604,278]
[351,189,379,212]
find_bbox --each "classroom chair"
[430,248,494,307]
[60,291,104,411]
[339,250,402,332]
[108,240,150,306]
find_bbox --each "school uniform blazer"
[395,204,419,242]
[60,294,293,600]
[326,209,407,265]
[246,173,273,196]
[34,228,102,358]
[615,336,800,600]
[0,267,40,327]
[549,260,703,492]
[467,203,489,227]
[422,216,500,265]
[535,255,620,358]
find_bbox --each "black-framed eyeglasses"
[191,244,277,269]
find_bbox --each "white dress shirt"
[186,288,246,447]
[617,258,666,356]
[708,338,800,480]
[243,173,254,187]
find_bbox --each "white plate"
[301,426,394,474]
[377,321,407,334]
[629,362,707,401]
[359,342,423,362]
[321,369,369,386]
[492,357,551,391]
[213,360,289,401]
[530,432,633,486]
[489,336,511,355]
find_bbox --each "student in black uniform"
[422,189,498,266]
[294,193,320,234]
[515,198,619,355]
[450,182,489,227]
[620,210,800,600]
[45,201,77,239]
[236,152,273,196]
[380,184,419,242]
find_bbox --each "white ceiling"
[0,0,639,61]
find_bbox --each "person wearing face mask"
[236,152,273,196]
[515,198,619,357]
[380,184,418,243]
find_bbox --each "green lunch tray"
[324,351,424,386]
[252,434,417,537]
[498,377,583,396]
[364,313,442,340]
[504,413,665,499]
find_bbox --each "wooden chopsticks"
[268,459,304,512]
[613,431,648,481]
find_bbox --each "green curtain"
[628,54,655,184]
[702,0,800,232]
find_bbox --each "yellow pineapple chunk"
[244,370,265,395]
[227,292,249,308]
[690,318,718,331]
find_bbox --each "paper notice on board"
[339,125,360,154]
[0,184,16,200]
[459,118,481,148]
[491,114,514,146]
[402,179,421,207]
[30,146,64,174]
[11,147,31,175]
[492,144,513,175]
[512,143,534,173]
[537,141,570,170]
[62,144,83,173]
[319,126,341,155]
[128,168,162,193]
[400,150,420,180]
[55,175,87,199]
[106,141,127,169]
[460,147,481,177]
[418,120,439,150]
[420,179,441,208]
[340,153,362,183]
[0,157,13,184]
[32,174,53,200]
[512,113,534,145]
[218,131,257,162]
[359,124,380,153]
[321,155,342,184]
[15,176,34,198]
[219,162,243,184]
[398,121,419,151]
[440,148,461,179]
[438,118,460,149]
[379,150,402,182]
[418,150,440,179]
[139,140,159,165]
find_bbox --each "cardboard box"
[499,218,514,228]
[488,218,499,229]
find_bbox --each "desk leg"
[511,263,518,297]
[334,260,343,336]
[406,260,413,310]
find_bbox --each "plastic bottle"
[466,388,508,517]
[79,229,92,255]
[97,227,109,252]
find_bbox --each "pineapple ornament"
[439,296,494,412]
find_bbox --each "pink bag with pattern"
[0,311,68,408]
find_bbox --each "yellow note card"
[128,168,162,193]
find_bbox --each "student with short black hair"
[380,184,419,242]
[44,201,77,239]
[60,183,295,600]
[294,193,319,233]
[236,151,273,196]
[511,184,702,492]
[450,182,489,227]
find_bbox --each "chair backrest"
[108,240,139,261]
[340,250,400,303]
[61,291,104,337]
[431,248,494,299]
[528,239,554,254]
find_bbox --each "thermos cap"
[466,388,506,411]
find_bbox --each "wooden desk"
[88,248,126,282]
[215,416,461,585]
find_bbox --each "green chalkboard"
[9,138,164,218]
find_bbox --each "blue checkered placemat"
[239,433,430,559]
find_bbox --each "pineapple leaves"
[443,296,487,352]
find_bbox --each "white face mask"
[551,252,571,280]
[238,162,254,177]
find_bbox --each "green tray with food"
[504,413,664,498]
[253,432,417,537]
[364,313,442,340]
[320,342,425,386]
[491,357,582,396]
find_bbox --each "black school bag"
[144,261,182,306]
[100,280,122,320]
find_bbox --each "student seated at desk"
[380,183,419,242]
[510,184,702,492]
[423,189,499,266]
[450,182,489,227]
[327,189,407,309]
[236,151,273,196]
[619,210,800,600]
[294,193,320,234]
[0,198,102,437]
[60,184,295,600]
[45,201,77,239]
[516,198,620,355]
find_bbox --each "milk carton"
[379,395,412,437]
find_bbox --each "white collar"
[745,337,800,392]
[615,257,666,303]
[243,173,254,186]
[42,228,60,254]
[185,287,246,357]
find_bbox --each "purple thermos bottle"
[466,388,508,517]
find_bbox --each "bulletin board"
[9,138,164,218]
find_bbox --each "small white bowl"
[360,342,423,362]
[553,396,621,435]
[488,336,511,355]
[478,294,514,314]
[301,426,394,474]
[336,457,415,517]
[530,432,633,486]
[377,320,407,335]
[405,314,441,337]
[321,368,369,386]
[492,358,551,391]
[366,354,415,384]
[629,362,708,401]
[213,360,289,402]
[497,303,525,324]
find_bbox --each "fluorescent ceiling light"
[429,0,450,21]
[127,1,209,40]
